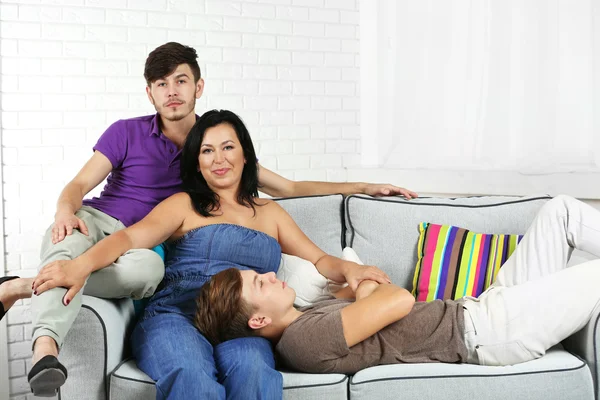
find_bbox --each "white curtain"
[373,0,599,173]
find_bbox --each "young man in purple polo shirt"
[15,42,417,397]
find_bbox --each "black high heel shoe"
[28,355,68,397]
[0,276,19,321]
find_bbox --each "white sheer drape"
[366,0,599,173]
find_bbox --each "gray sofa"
[58,194,599,400]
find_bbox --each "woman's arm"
[32,192,190,299]
[75,192,189,272]
[340,283,415,347]
[313,255,390,291]
[257,164,418,199]
[271,202,390,289]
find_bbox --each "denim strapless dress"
[141,223,282,320]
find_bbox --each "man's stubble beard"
[151,94,197,122]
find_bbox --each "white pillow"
[276,247,363,307]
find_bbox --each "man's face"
[146,63,204,122]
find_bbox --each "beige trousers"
[463,195,600,366]
[31,206,164,349]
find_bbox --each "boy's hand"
[355,280,380,300]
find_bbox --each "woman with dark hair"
[179,110,260,217]
[31,110,392,400]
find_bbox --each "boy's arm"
[354,280,380,300]
[257,164,417,199]
[340,283,415,347]
[333,280,380,300]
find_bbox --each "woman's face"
[198,123,246,191]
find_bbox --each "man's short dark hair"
[144,42,201,85]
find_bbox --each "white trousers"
[463,195,600,366]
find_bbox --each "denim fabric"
[133,244,166,319]
[131,224,283,400]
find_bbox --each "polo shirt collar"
[149,113,203,138]
[149,113,161,137]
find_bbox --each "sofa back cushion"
[275,194,345,257]
[344,195,551,290]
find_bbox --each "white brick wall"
[0,0,360,398]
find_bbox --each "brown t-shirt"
[275,298,467,374]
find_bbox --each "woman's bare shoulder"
[255,199,289,223]
[166,191,192,203]
[255,197,275,207]
[256,198,286,213]
[162,192,194,214]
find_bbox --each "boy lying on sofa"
[195,195,600,373]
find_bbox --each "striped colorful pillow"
[412,223,523,302]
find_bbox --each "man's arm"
[52,151,114,243]
[257,164,418,199]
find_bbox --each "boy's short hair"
[144,42,201,85]
[194,268,257,345]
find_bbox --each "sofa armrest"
[563,307,600,400]
[59,295,135,400]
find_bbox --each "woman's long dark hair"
[180,110,259,217]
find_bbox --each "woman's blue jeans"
[131,312,283,400]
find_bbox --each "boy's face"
[146,63,204,122]
[240,270,296,325]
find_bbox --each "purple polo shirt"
[82,114,182,227]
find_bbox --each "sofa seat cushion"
[349,347,593,400]
[109,360,349,400]
[282,371,348,400]
[109,359,155,400]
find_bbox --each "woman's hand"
[32,259,90,305]
[343,263,391,292]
